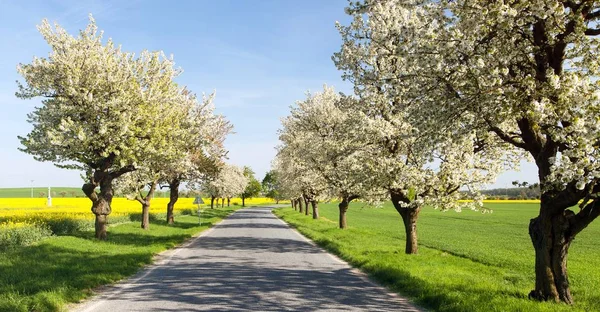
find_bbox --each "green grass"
[274,202,600,312]
[0,207,239,312]
[0,187,84,198]
[0,187,174,198]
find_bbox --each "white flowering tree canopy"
[161,91,232,185]
[201,164,248,199]
[277,85,384,202]
[334,0,600,302]
[16,15,183,177]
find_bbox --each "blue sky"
[0,0,536,188]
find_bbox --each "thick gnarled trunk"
[166,178,180,225]
[298,197,304,213]
[82,160,135,240]
[83,181,113,240]
[291,199,296,211]
[528,199,576,303]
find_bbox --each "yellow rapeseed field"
[0,197,283,228]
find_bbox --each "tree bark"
[304,197,310,216]
[82,165,133,240]
[311,200,319,219]
[291,199,296,211]
[210,196,215,209]
[338,198,349,229]
[390,190,421,254]
[397,205,421,254]
[141,202,150,230]
[242,196,246,207]
[94,214,108,240]
[227,198,230,207]
[166,178,180,225]
[528,201,578,303]
[298,198,304,213]
[137,181,157,230]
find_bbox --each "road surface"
[73,207,422,311]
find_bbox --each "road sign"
[193,196,205,204]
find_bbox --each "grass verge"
[274,202,600,312]
[0,207,239,312]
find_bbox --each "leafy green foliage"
[0,224,52,249]
[241,166,261,199]
[275,202,600,312]
[261,170,282,201]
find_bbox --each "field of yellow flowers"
[0,197,283,248]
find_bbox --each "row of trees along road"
[16,16,232,238]
[274,0,600,305]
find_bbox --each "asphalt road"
[73,207,421,311]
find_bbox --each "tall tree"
[240,167,261,207]
[161,92,232,224]
[16,16,183,239]
[335,0,600,303]
[335,1,515,254]
[199,164,247,209]
[262,170,284,204]
[277,86,383,226]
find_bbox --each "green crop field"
[0,187,175,199]
[0,187,84,198]
[275,202,600,312]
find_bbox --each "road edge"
[270,206,425,312]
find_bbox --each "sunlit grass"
[0,209,239,312]
[275,202,600,312]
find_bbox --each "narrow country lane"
[73,207,422,311]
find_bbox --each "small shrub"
[0,222,52,249]
[45,219,92,235]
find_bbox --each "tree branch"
[569,200,600,238]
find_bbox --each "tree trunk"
[94,214,108,240]
[138,181,157,230]
[82,161,135,240]
[227,198,230,207]
[311,201,319,219]
[221,198,225,208]
[83,175,114,240]
[210,196,215,209]
[166,178,180,225]
[276,199,280,204]
[141,202,150,230]
[338,198,349,229]
[242,196,246,207]
[291,199,296,210]
[304,197,310,216]
[397,206,421,254]
[528,206,574,303]
[390,190,421,254]
[298,198,304,213]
